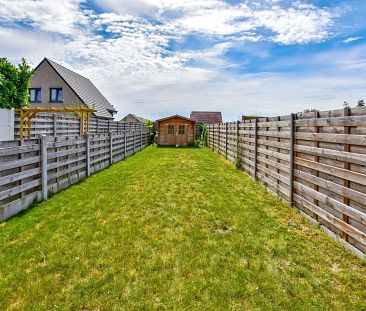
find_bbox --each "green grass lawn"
[0,146,365,310]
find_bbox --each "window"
[50,88,63,102]
[168,125,174,135]
[29,88,41,102]
[178,125,185,135]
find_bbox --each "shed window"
[178,125,185,135]
[29,88,41,102]
[50,88,63,102]
[168,125,174,135]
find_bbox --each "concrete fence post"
[133,131,136,153]
[53,114,57,137]
[85,133,91,177]
[140,130,143,149]
[289,113,295,205]
[225,122,228,159]
[109,131,113,165]
[254,118,258,180]
[124,131,127,158]
[39,134,48,200]
[236,121,239,163]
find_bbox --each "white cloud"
[342,37,363,44]
[1,0,360,121]
[0,0,87,35]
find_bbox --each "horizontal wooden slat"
[0,156,40,172]
[0,167,40,186]
[295,115,366,127]
[0,144,40,156]
[0,179,40,201]
[257,163,290,185]
[295,144,366,166]
[294,194,366,246]
[47,147,86,160]
[295,157,366,186]
[257,147,290,162]
[296,132,366,146]
[294,181,366,225]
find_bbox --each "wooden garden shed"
[156,115,195,146]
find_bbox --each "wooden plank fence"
[208,106,366,257]
[0,130,149,220]
[14,113,147,139]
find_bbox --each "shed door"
[177,124,188,146]
[166,124,176,145]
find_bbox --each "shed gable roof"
[156,114,195,123]
[190,111,222,124]
[39,58,117,119]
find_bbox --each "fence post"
[217,123,220,154]
[236,120,239,156]
[254,118,258,180]
[289,113,295,206]
[85,133,90,177]
[53,114,57,137]
[109,131,113,165]
[225,122,228,159]
[39,134,48,200]
[133,131,136,153]
[342,106,351,241]
[124,131,127,158]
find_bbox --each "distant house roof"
[37,58,117,119]
[156,114,195,123]
[120,113,147,123]
[190,111,222,124]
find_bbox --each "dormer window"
[29,88,41,102]
[50,88,63,102]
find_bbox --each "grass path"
[0,146,365,310]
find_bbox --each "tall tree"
[0,58,33,109]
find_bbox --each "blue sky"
[1,0,366,120]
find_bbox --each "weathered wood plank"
[294,169,366,206]
[294,181,366,225]
[294,194,366,246]
[294,144,366,166]
[295,115,366,127]
[295,132,366,146]
[295,157,366,186]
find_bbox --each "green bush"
[143,119,157,145]
[0,58,33,109]
[200,123,208,146]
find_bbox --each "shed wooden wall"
[158,117,195,146]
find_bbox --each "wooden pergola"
[17,107,97,140]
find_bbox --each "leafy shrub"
[143,119,156,145]
[0,58,33,109]
[200,123,208,146]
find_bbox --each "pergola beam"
[16,107,97,140]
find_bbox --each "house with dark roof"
[29,58,117,119]
[190,111,223,124]
[190,111,223,138]
[120,113,147,123]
